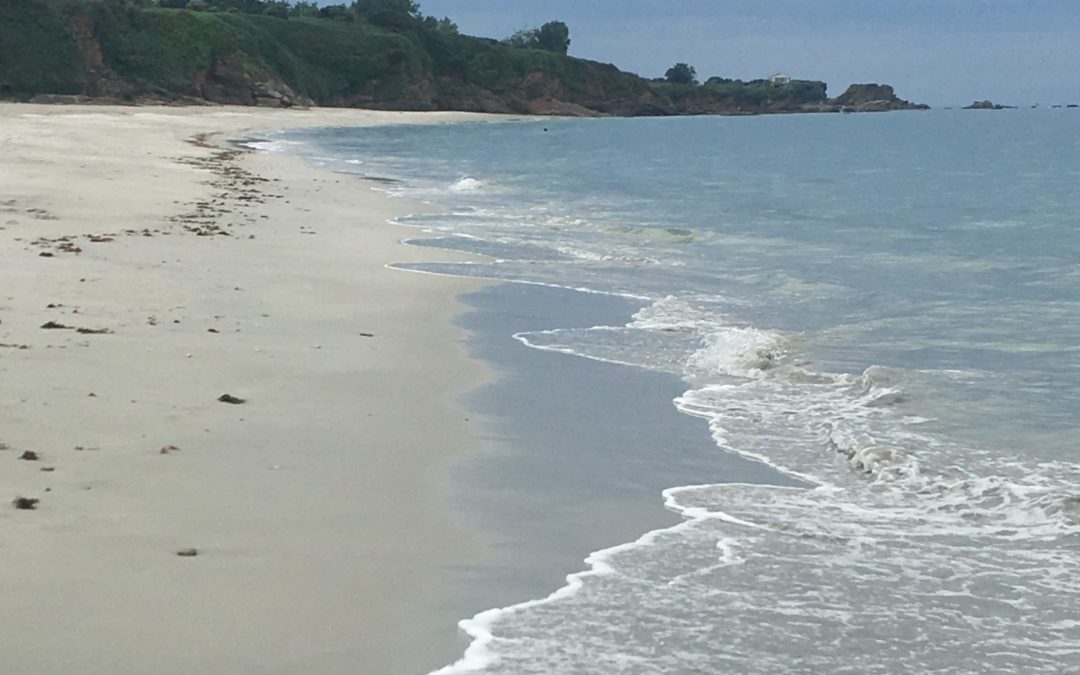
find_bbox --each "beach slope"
[0,104,488,675]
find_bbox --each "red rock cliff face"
[199,52,309,108]
[68,12,105,96]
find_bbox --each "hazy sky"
[334,1,1080,105]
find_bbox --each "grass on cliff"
[88,7,428,100]
[1,0,646,106]
[652,78,828,108]
[0,1,85,96]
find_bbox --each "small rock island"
[964,100,1016,110]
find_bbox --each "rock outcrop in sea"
[829,84,931,112]
[963,100,1015,110]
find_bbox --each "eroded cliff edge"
[0,2,928,116]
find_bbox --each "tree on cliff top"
[536,21,570,54]
[288,1,320,17]
[350,0,420,29]
[504,20,571,54]
[665,63,698,85]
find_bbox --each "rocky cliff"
[0,2,929,116]
[830,84,930,112]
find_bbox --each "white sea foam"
[628,295,725,333]
[685,326,785,379]
[238,138,301,153]
[268,120,1080,674]
[511,296,786,378]
[433,503,717,675]
[434,304,1080,673]
[450,177,484,192]
[551,244,665,265]
[388,263,651,301]
[380,198,1080,672]
[513,328,653,370]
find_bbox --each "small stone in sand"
[40,321,71,330]
[159,445,180,455]
[359,332,375,338]
[218,394,246,405]
[12,497,39,510]
[18,451,39,461]
[41,467,56,472]
[176,548,199,557]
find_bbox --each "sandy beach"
[0,104,498,674]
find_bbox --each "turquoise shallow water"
[271,111,1079,673]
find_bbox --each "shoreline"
[436,283,806,672]
[0,104,502,674]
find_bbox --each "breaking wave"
[269,115,1080,675]
[438,293,1080,674]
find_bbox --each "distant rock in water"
[829,84,930,112]
[964,100,1015,110]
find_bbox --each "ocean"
[268,110,1079,673]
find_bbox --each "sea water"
[272,111,1079,673]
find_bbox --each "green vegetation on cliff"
[0,0,928,115]
[0,0,86,96]
[502,21,570,55]
[0,0,656,112]
[651,77,829,114]
[91,8,425,102]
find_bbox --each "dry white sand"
[0,104,501,674]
